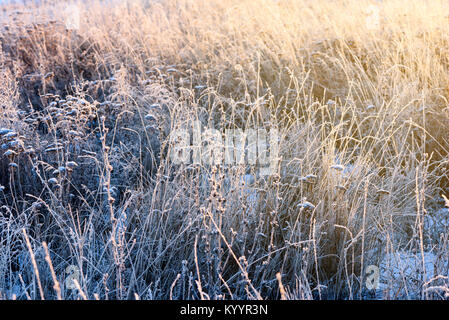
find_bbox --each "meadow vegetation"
[0,0,448,299]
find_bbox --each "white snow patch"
[376,250,449,299]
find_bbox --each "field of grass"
[0,0,448,300]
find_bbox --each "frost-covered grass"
[0,0,448,300]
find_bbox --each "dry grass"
[0,0,448,300]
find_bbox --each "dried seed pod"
[9,163,18,169]
[66,161,78,169]
[145,114,157,122]
[330,164,345,171]
[4,149,18,158]
[297,201,315,210]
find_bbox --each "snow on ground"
[365,206,449,299]
[377,251,448,299]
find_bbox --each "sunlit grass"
[0,0,448,300]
